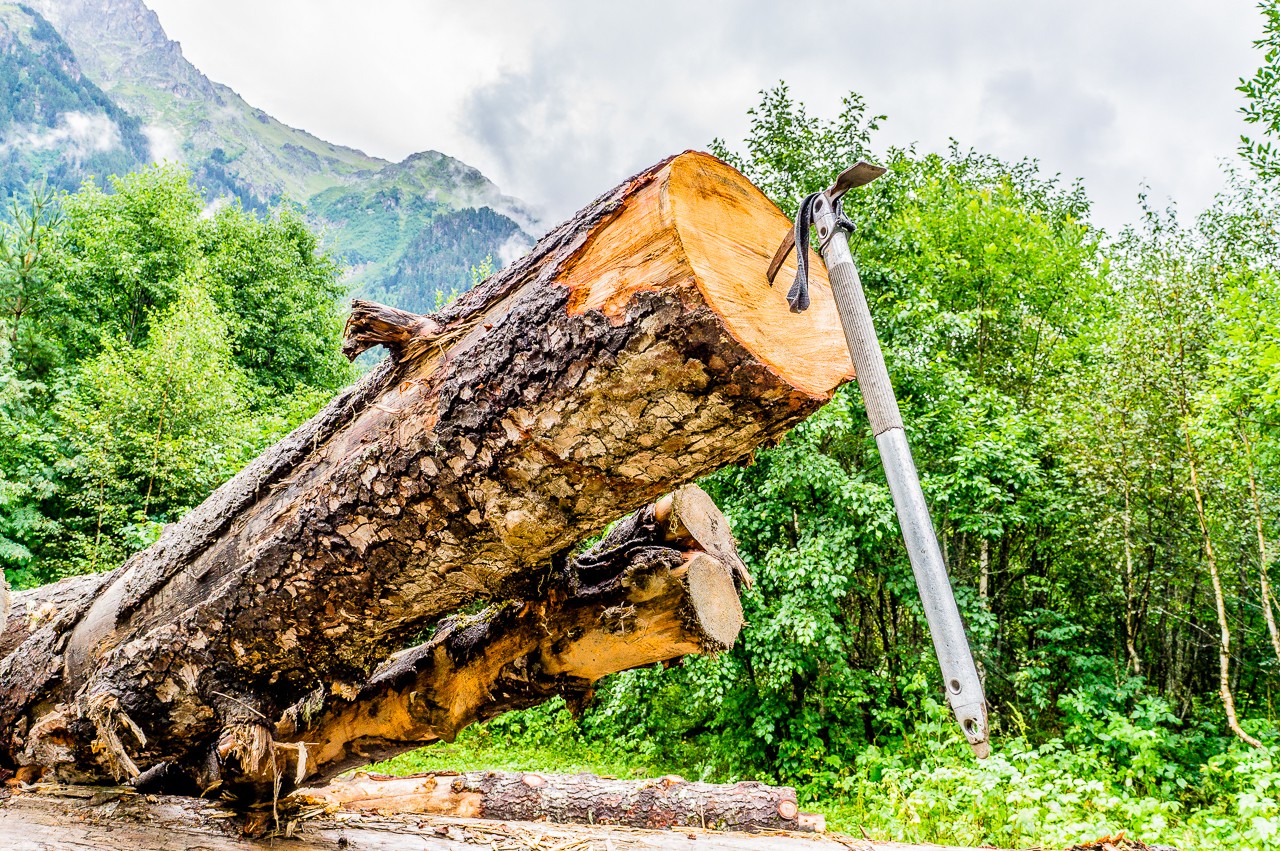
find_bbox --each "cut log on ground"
[301,770,824,833]
[0,786,1050,851]
[0,150,854,808]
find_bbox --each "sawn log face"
[0,152,852,795]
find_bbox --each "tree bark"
[0,151,853,803]
[272,486,746,788]
[301,770,822,833]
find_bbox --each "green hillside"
[20,0,382,205]
[309,151,532,309]
[0,3,149,194]
[5,0,534,311]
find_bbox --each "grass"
[370,715,888,839]
[366,700,1278,851]
[373,724,665,781]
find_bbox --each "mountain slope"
[21,0,383,204]
[8,0,534,312]
[0,3,149,194]
[309,150,533,308]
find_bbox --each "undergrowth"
[375,696,1279,851]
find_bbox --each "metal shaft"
[811,195,990,758]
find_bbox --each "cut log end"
[684,553,744,651]
[561,151,855,399]
[660,484,752,588]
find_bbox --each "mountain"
[1,0,534,312]
[0,3,149,194]
[308,150,532,307]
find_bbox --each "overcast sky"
[146,1,1265,233]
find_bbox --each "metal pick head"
[766,161,886,284]
[827,161,887,202]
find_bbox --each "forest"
[6,16,1280,851]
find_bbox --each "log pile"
[0,151,854,811]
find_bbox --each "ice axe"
[767,162,991,759]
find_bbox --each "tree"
[55,282,255,573]
[0,184,63,374]
[0,165,353,583]
[48,164,351,394]
[0,332,57,578]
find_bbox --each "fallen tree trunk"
[0,151,852,805]
[0,786,1016,851]
[301,770,824,833]
[8,487,747,806]
[272,486,746,786]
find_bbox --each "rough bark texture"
[0,786,1011,851]
[3,489,744,806]
[274,487,745,786]
[301,770,820,833]
[0,151,854,806]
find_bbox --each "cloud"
[1,111,121,160]
[497,232,533,267]
[461,64,619,224]
[143,125,183,163]
[145,0,1265,233]
[977,70,1119,165]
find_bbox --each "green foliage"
[0,165,350,584]
[826,701,1280,851]
[49,164,351,391]
[54,283,253,571]
[1240,0,1280,182]
[0,332,55,572]
[375,698,665,781]
[200,202,348,392]
[0,181,63,372]
[54,166,204,361]
[711,81,882,217]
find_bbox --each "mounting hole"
[819,226,828,237]
[948,678,962,694]
[963,718,977,736]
